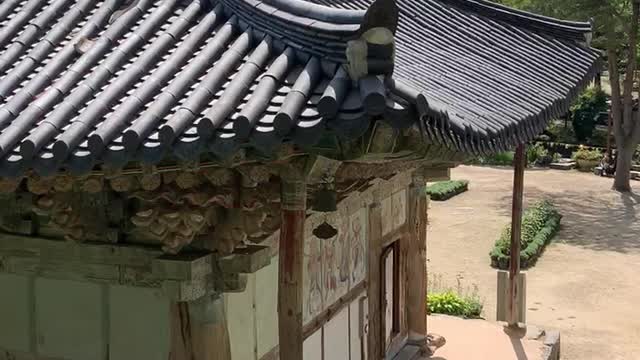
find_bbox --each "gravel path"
[427,166,640,360]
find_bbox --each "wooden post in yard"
[407,169,428,351]
[367,189,384,360]
[278,179,306,360]
[508,144,526,328]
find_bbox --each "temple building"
[0,0,599,359]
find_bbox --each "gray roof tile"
[0,0,600,176]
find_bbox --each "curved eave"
[443,0,592,43]
[388,54,602,155]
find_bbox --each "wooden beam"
[278,179,306,360]
[407,170,428,350]
[508,144,526,327]
[367,190,384,360]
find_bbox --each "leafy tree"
[571,87,608,141]
[499,0,640,192]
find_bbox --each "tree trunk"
[615,142,635,192]
[612,1,640,192]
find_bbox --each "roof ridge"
[258,0,365,24]
[443,0,593,43]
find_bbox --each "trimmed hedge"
[426,180,469,201]
[490,200,562,270]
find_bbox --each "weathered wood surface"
[407,171,428,346]
[217,245,271,274]
[496,271,526,323]
[170,298,233,360]
[278,180,306,360]
[508,144,526,327]
[367,191,384,360]
[152,253,213,280]
[0,235,232,301]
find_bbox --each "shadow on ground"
[488,176,640,253]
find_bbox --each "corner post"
[169,295,231,360]
[278,177,306,360]
[508,144,526,327]
[407,168,428,350]
[367,188,384,359]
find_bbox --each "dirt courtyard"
[427,166,640,360]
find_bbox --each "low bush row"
[426,180,469,201]
[490,200,562,270]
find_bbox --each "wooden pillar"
[406,170,428,349]
[508,144,526,327]
[169,296,231,360]
[278,179,306,360]
[367,190,384,360]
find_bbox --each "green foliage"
[495,0,629,52]
[466,151,514,166]
[570,87,608,141]
[427,274,483,318]
[572,147,603,162]
[426,180,469,201]
[527,143,550,165]
[547,121,577,144]
[490,200,562,269]
[427,291,483,318]
[588,128,609,148]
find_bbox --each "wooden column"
[278,180,306,360]
[508,144,526,327]
[407,170,428,349]
[367,190,384,360]
[169,296,232,360]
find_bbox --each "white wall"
[0,274,171,360]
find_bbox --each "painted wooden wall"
[225,184,409,360]
[0,173,412,360]
[0,275,171,360]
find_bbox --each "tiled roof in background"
[0,0,600,176]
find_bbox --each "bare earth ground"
[427,166,640,360]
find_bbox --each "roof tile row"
[0,0,600,176]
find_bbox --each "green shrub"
[570,87,608,141]
[490,200,562,270]
[572,147,603,171]
[427,291,483,318]
[426,180,469,201]
[427,274,484,319]
[572,147,603,162]
[527,143,550,166]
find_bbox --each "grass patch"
[426,180,469,201]
[490,200,562,270]
[427,274,483,318]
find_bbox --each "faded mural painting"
[303,190,406,325]
[303,206,369,324]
